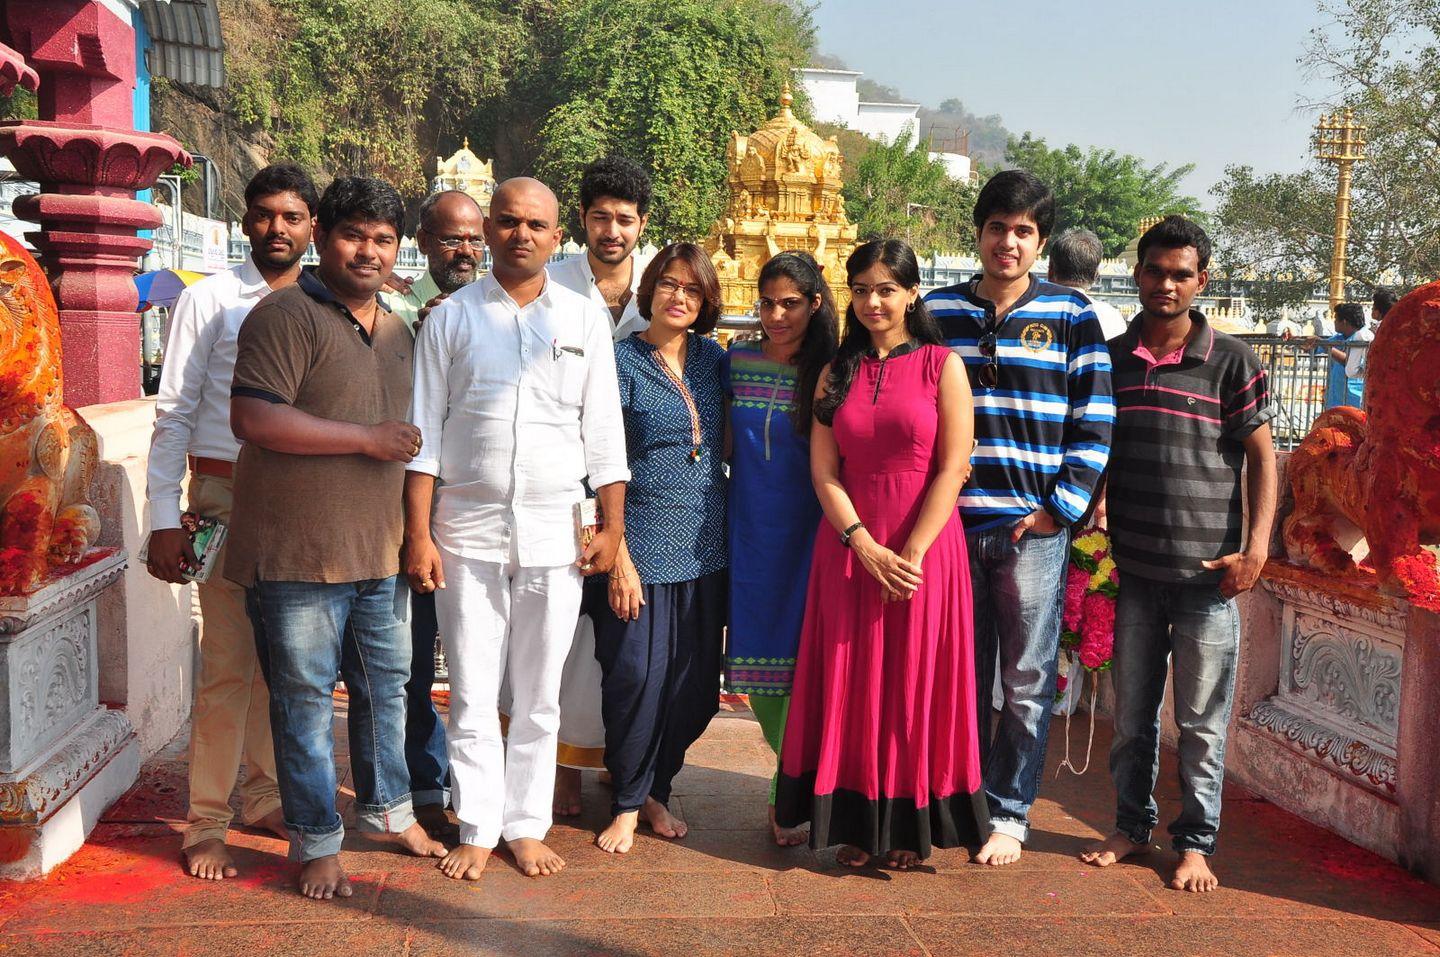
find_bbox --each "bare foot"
[553,766,583,817]
[256,807,290,841]
[438,843,491,881]
[1080,832,1150,868]
[885,849,921,870]
[974,832,1023,867]
[1170,850,1220,892]
[768,805,808,847]
[371,821,446,858]
[597,810,638,854]
[640,797,687,839]
[508,837,566,877]
[298,855,353,900]
[836,844,871,867]
[184,838,237,881]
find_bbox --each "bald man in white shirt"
[404,178,630,881]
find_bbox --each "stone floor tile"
[770,867,1169,916]
[0,925,411,957]
[406,916,926,957]
[907,916,1440,957]
[669,793,775,832]
[0,841,380,934]
[1405,923,1440,948]
[375,868,777,921]
[530,824,820,872]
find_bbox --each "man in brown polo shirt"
[226,176,444,901]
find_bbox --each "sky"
[809,0,1341,205]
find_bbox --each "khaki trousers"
[182,473,282,848]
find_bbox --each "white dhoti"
[434,543,582,847]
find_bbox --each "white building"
[798,67,972,181]
[797,68,921,145]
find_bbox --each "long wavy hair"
[757,251,838,436]
[814,239,943,427]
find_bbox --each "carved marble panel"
[0,606,97,774]
[0,552,120,777]
[1245,576,1408,796]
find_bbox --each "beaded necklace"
[650,343,703,463]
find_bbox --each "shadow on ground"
[1,699,1437,956]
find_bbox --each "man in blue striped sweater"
[925,170,1114,866]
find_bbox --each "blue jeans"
[968,522,1070,843]
[406,590,449,807]
[1110,573,1240,856]
[246,577,417,861]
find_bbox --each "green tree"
[223,0,518,194]
[843,128,978,256]
[533,0,813,240]
[1005,133,1201,256]
[1211,0,1440,312]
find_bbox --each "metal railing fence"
[1235,335,1332,451]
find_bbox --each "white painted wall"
[85,398,196,758]
[930,150,973,182]
[797,68,861,126]
[855,103,920,144]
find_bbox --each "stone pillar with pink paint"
[1,0,189,408]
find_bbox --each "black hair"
[1372,286,1399,319]
[317,176,405,236]
[244,163,319,216]
[973,169,1055,239]
[815,240,943,427]
[1048,227,1103,287]
[1335,302,1366,330]
[757,251,839,436]
[579,155,653,216]
[1137,215,1212,271]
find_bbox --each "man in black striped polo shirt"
[1080,217,1276,894]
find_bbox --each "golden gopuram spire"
[704,83,858,314]
[432,139,497,216]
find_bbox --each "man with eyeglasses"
[384,189,486,840]
[924,169,1115,868]
[388,190,486,333]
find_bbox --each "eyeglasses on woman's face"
[656,276,704,302]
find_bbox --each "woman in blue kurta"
[592,243,729,855]
[725,252,838,845]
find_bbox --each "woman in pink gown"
[775,239,989,868]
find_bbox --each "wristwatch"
[840,521,865,547]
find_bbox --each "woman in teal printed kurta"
[726,252,838,845]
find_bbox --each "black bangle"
[840,521,864,547]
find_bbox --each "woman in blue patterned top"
[593,242,729,855]
[726,252,837,846]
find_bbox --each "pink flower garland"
[1063,563,1089,632]
[1078,591,1116,669]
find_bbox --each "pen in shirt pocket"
[551,338,585,359]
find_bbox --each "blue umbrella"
[134,269,205,309]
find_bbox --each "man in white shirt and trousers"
[404,177,630,880]
[145,164,319,881]
[544,155,651,816]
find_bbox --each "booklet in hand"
[574,499,603,570]
[140,512,228,583]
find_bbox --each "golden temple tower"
[704,85,858,314]
[431,138,497,216]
